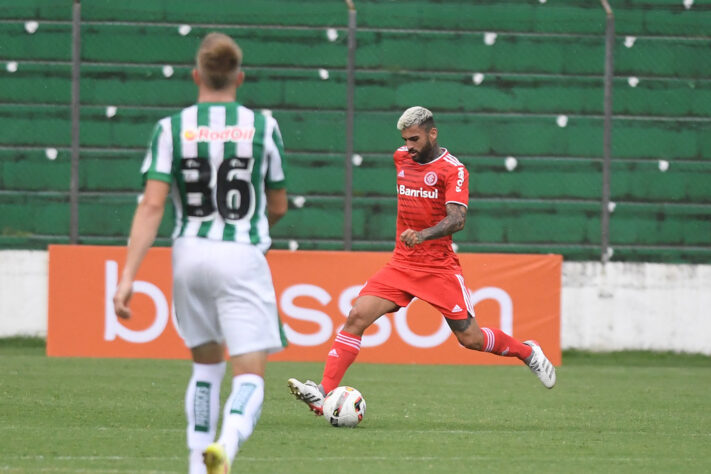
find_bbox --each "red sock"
[480,327,532,361]
[320,330,361,394]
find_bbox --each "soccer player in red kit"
[288,106,556,414]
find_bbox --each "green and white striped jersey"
[141,102,287,252]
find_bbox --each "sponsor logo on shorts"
[397,184,438,199]
[184,126,255,143]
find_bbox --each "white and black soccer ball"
[322,386,366,428]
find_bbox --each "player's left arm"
[266,188,287,227]
[400,203,467,248]
[264,116,288,227]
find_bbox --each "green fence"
[1,0,710,262]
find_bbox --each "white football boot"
[523,341,557,389]
[287,378,325,415]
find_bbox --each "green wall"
[1,0,710,262]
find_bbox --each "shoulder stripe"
[444,156,462,167]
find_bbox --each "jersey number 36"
[180,156,255,222]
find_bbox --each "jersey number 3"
[181,157,255,222]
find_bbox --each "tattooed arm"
[400,203,467,248]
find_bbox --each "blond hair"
[196,32,242,90]
[397,106,434,130]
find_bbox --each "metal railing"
[600,0,614,264]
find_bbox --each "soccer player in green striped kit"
[113,32,288,474]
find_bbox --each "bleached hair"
[396,106,434,130]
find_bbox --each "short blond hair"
[196,32,242,90]
[397,106,434,130]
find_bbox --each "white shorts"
[172,237,286,356]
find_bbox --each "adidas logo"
[451,304,462,312]
[398,170,405,177]
[328,349,339,358]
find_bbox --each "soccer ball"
[322,386,366,428]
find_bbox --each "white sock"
[185,361,226,474]
[188,449,206,474]
[217,373,265,463]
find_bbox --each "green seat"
[0,23,71,61]
[356,0,710,36]
[81,25,347,67]
[0,63,71,104]
[0,193,70,235]
[81,0,347,26]
[611,161,711,203]
[357,2,605,34]
[272,197,344,240]
[0,0,72,20]
[611,203,711,246]
[0,149,70,191]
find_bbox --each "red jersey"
[390,146,469,273]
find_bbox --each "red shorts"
[358,263,474,320]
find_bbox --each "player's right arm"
[114,120,173,319]
[113,179,170,319]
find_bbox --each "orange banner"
[47,245,561,365]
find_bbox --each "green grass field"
[1,338,710,473]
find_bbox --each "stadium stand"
[1,0,710,262]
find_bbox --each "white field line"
[1,427,709,437]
